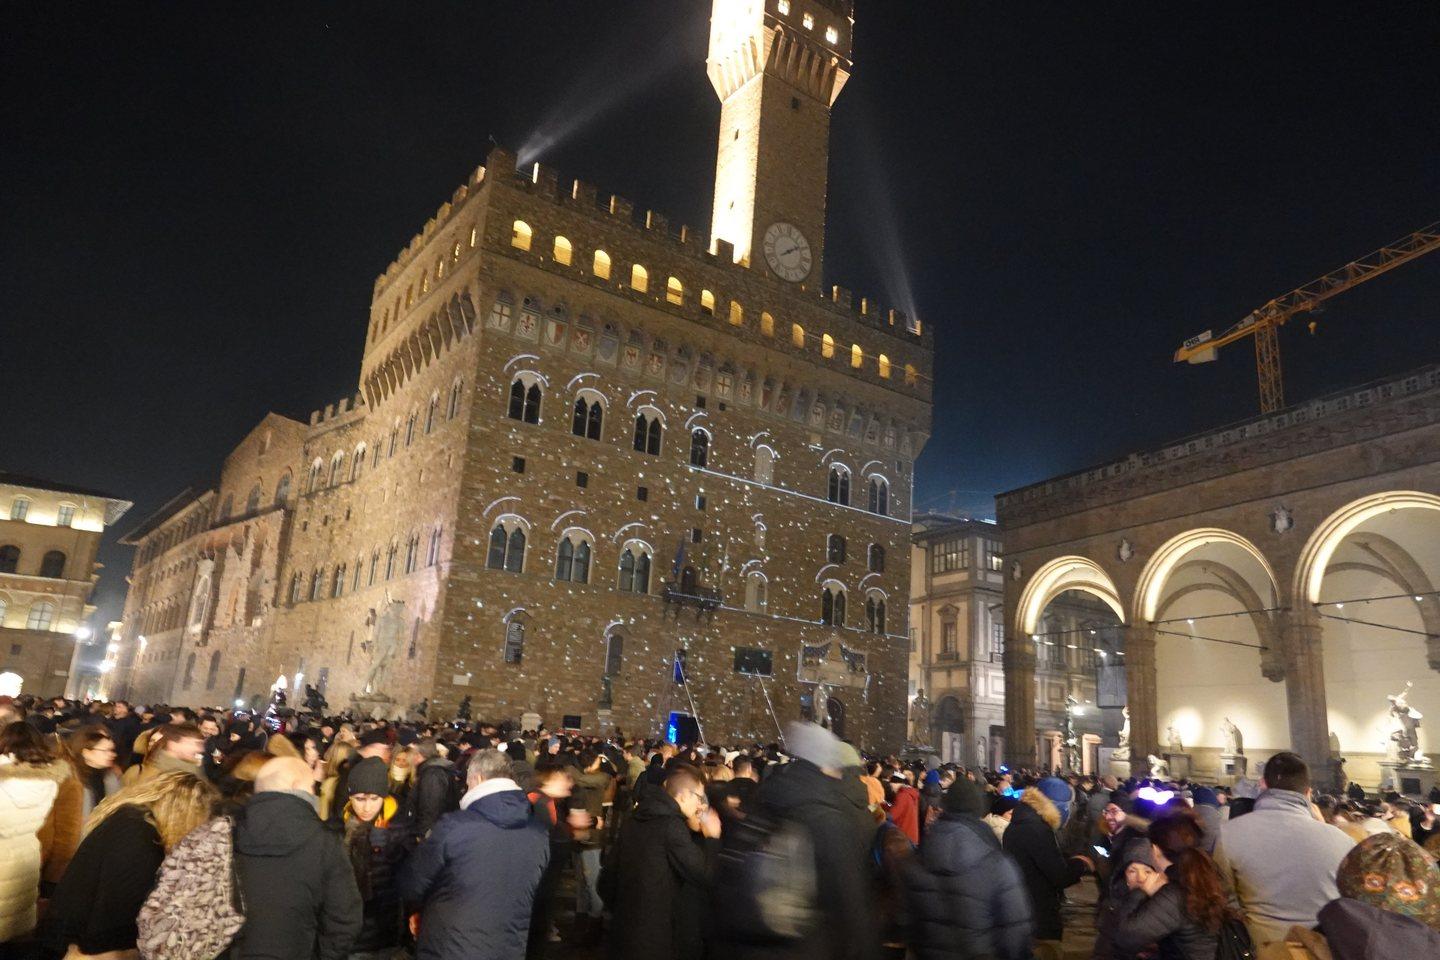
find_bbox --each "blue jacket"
[398,784,550,960]
[905,813,1034,960]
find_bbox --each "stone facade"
[997,365,1440,785]
[0,474,130,698]
[112,0,934,750]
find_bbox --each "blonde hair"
[86,770,218,851]
[324,741,355,779]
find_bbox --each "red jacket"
[887,784,921,844]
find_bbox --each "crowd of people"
[1,692,1438,960]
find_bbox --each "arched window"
[867,476,890,516]
[27,600,54,631]
[760,311,775,337]
[308,459,324,493]
[182,652,196,690]
[329,452,345,485]
[868,543,885,573]
[553,235,573,265]
[827,465,851,505]
[404,534,419,574]
[245,484,262,514]
[368,552,379,586]
[554,532,592,583]
[827,534,847,564]
[274,473,292,505]
[666,276,684,305]
[866,593,888,635]
[700,290,716,314]
[821,334,835,359]
[753,445,775,484]
[40,550,67,579]
[792,323,805,348]
[503,616,526,664]
[189,576,210,626]
[511,219,532,251]
[820,584,846,627]
[385,543,398,579]
[689,429,710,468]
[593,249,611,280]
[728,301,744,326]
[633,410,662,455]
[630,263,648,292]
[486,521,527,573]
[351,446,366,481]
[332,565,346,597]
[427,526,443,566]
[878,354,892,379]
[405,412,417,446]
[850,343,863,368]
[289,572,303,604]
[617,543,653,594]
[572,391,604,440]
[205,650,222,690]
[447,379,464,420]
[425,393,439,434]
[507,375,542,424]
[904,363,918,386]
[745,572,768,613]
[310,568,324,601]
[388,423,400,456]
[0,545,18,574]
[604,632,624,677]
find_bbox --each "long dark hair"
[1148,811,1229,932]
[0,720,59,765]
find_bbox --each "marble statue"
[1387,682,1429,767]
[1148,753,1170,779]
[1165,724,1184,754]
[909,689,932,743]
[363,597,406,695]
[1221,717,1244,756]
[1114,706,1132,760]
[814,683,831,729]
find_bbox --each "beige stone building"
[112,0,934,749]
[908,514,1117,771]
[998,365,1440,787]
[0,473,130,698]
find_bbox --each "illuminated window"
[329,452,345,486]
[434,257,444,280]
[792,323,805,348]
[469,225,479,248]
[850,343,863,368]
[777,0,790,13]
[666,276,684,305]
[904,363,919,385]
[351,447,366,481]
[803,12,814,29]
[826,25,839,44]
[511,220,532,251]
[553,235,573,265]
[10,499,29,521]
[593,249,611,280]
[421,272,429,294]
[700,289,716,314]
[56,505,75,527]
[878,353,891,378]
[729,301,744,326]
[27,600,55,631]
[760,311,775,336]
[405,285,414,308]
[630,263,648,292]
[452,240,462,263]
[821,334,835,359]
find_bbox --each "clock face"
[762,222,812,282]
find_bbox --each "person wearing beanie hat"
[905,777,1033,960]
[1093,796,1156,960]
[1004,783,1093,946]
[339,753,410,953]
[1037,776,1075,824]
[1335,831,1440,930]
[1298,832,1440,958]
[985,794,1019,843]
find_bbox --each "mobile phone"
[1092,844,1111,858]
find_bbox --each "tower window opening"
[666,276,684,305]
[700,290,716,315]
[593,249,611,280]
[821,334,835,359]
[630,263,648,293]
[511,220,532,251]
[802,12,814,29]
[553,235,573,265]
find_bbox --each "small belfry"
[706,0,853,281]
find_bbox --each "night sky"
[5,2,1438,627]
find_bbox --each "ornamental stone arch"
[1014,555,1126,637]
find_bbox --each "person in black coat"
[605,765,719,960]
[341,756,415,956]
[398,749,550,960]
[1001,789,1093,945]
[905,779,1033,960]
[231,757,364,960]
[407,738,460,838]
[105,701,143,769]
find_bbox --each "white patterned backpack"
[136,816,246,960]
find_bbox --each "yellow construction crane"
[1174,220,1440,413]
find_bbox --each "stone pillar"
[1280,611,1332,781]
[1003,631,1037,768]
[1124,625,1160,761]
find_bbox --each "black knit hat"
[358,728,390,748]
[347,757,391,797]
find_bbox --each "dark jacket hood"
[631,787,685,823]
[234,790,327,857]
[761,758,845,815]
[469,787,536,829]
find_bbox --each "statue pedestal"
[1165,753,1192,779]
[350,693,398,720]
[521,711,542,733]
[1382,761,1437,798]
[1219,754,1248,780]
[1107,757,1134,780]
[596,708,614,733]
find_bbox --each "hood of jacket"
[760,758,846,817]
[1021,785,1063,830]
[466,785,538,829]
[1253,787,1315,818]
[0,756,71,810]
[235,790,327,857]
[631,786,686,824]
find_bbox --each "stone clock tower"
[706,0,853,285]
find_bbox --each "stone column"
[1003,631,1037,768]
[1124,625,1160,761]
[1280,610,1332,781]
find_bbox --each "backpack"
[137,816,245,960]
[1214,916,1255,960]
[711,810,820,943]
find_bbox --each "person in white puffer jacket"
[0,721,71,947]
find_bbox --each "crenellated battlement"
[370,146,928,348]
[308,393,367,430]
